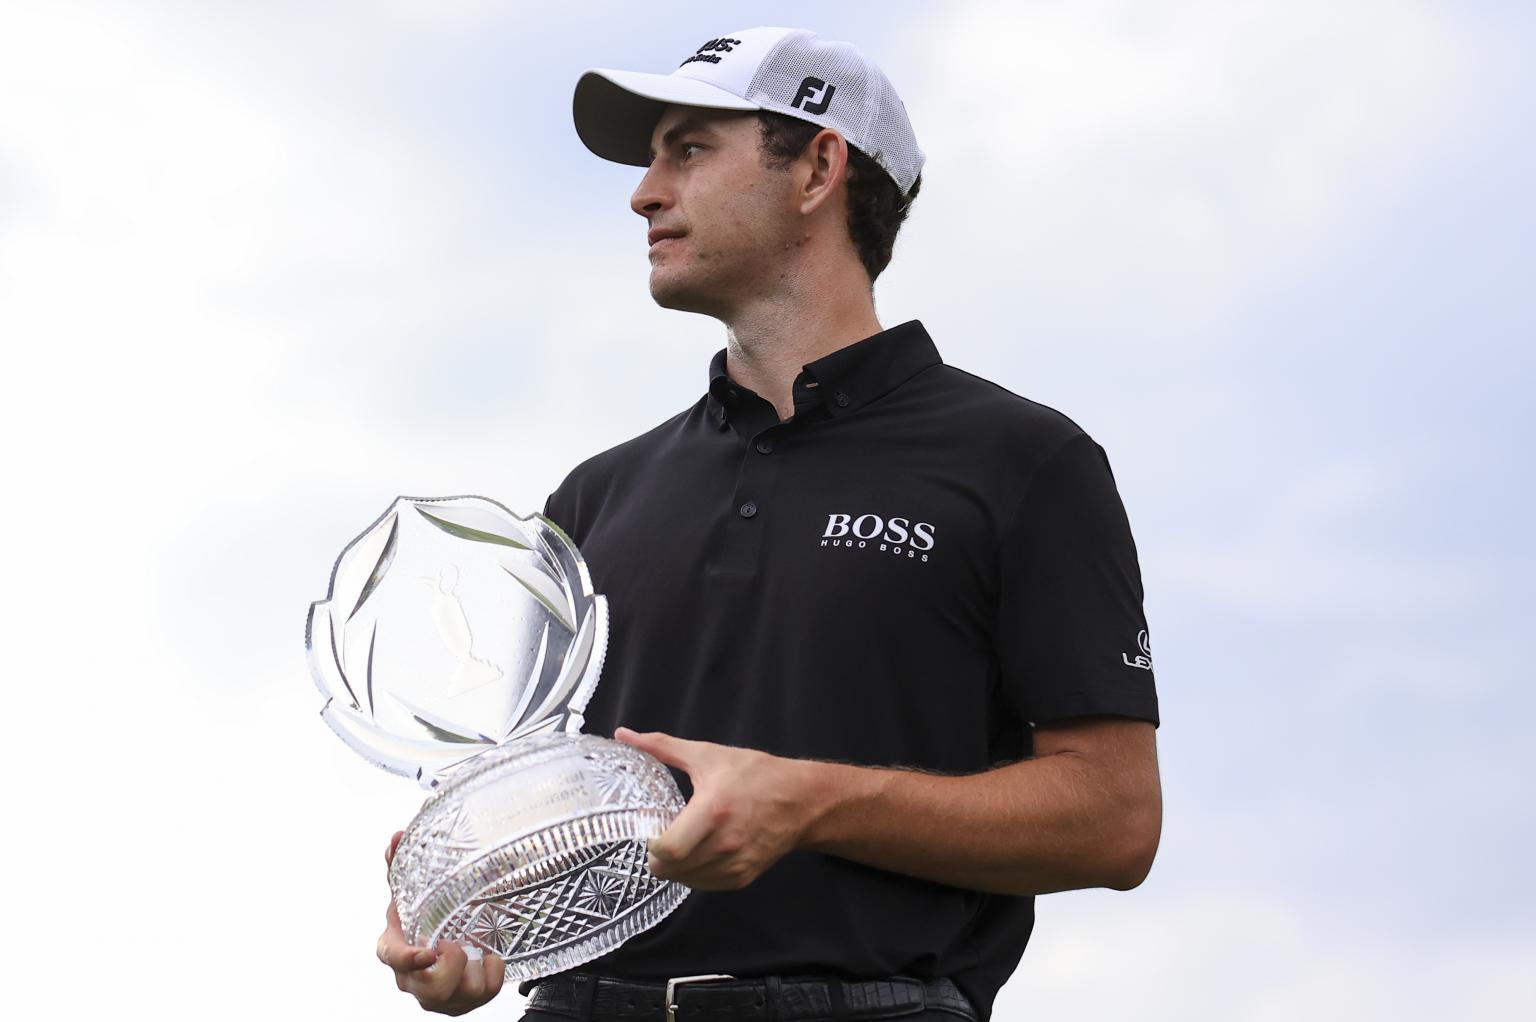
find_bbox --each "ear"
[797,128,851,217]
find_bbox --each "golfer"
[376,26,1162,1022]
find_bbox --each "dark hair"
[754,110,922,284]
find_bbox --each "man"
[377,26,1162,1022]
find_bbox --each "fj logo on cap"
[680,37,742,67]
[791,76,836,115]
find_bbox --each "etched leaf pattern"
[307,496,608,787]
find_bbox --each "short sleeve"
[993,432,1160,728]
[541,487,573,539]
[540,469,586,545]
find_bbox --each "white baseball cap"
[573,26,925,195]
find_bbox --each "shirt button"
[835,391,850,407]
[755,439,773,455]
[739,501,758,518]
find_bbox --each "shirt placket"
[712,374,824,577]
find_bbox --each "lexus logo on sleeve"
[820,512,933,562]
[791,76,836,115]
[1122,629,1153,671]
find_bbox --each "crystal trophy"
[306,496,689,979]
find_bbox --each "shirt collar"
[705,319,942,427]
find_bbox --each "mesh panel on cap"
[744,29,924,195]
[861,64,924,194]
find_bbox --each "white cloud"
[886,0,1470,349]
[1008,889,1536,1020]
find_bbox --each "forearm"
[795,750,1160,897]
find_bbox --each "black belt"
[523,970,979,1020]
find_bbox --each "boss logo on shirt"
[1122,629,1153,671]
[820,513,934,562]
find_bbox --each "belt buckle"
[664,973,736,1020]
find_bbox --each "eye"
[680,142,705,161]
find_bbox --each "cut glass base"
[388,732,689,979]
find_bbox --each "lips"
[648,227,686,247]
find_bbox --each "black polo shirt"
[536,319,1159,1021]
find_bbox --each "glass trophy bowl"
[306,496,689,979]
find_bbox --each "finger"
[379,900,436,972]
[648,798,715,863]
[378,934,437,972]
[482,953,506,999]
[615,728,699,771]
[408,939,468,1003]
[378,933,437,972]
[385,829,404,869]
[457,945,486,1002]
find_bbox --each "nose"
[630,162,672,219]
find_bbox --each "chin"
[648,268,713,314]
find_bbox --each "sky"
[1,1,1532,1018]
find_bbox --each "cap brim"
[573,68,761,167]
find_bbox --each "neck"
[722,278,883,422]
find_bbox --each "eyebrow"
[647,118,720,163]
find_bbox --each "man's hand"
[377,830,505,1015]
[614,727,815,891]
